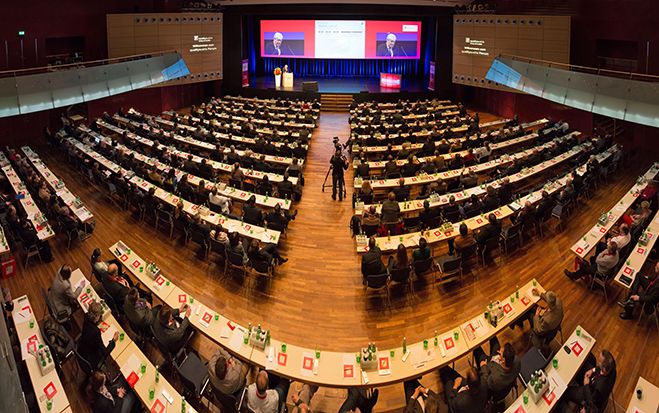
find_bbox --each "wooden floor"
[4,112,658,413]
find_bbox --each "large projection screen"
[107,13,222,85]
[260,20,422,59]
[452,15,570,91]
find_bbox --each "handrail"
[0,50,179,78]
[499,54,659,82]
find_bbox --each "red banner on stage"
[380,73,401,89]
[241,59,249,87]
[428,61,436,91]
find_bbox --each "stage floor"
[249,75,427,94]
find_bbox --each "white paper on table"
[461,316,488,341]
[14,307,33,325]
[121,354,141,378]
[261,230,273,243]
[408,234,421,247]
[21,335,40,361]
[410,344,436,369]
[101,325,118,347]
[219,325,231,339]
[228,326,246,350]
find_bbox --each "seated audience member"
[529,290,564,350]
[357,181,374,202]
[209,347,248,397]
[384,155,398,176]
[625,201,651,228]
[243,195,264,225]
[123,288,159,333]
[388,244,409,271]
[291,384,319,413]
[475,213,501,246]
[257,175,273,196]
[564,240,619,281]
[442,195,461,222]
[49,265,81,319]
[91,248,123,279]
[266,203,297,229]
[338,388,379,413]
[459,170,477,188]
[482,186,500,211]
[228,232,249,264]
[559,350,616,412]
[381,192,401,223]
[393,178,410,202]
[361,206,381,227]
[460,194,483,218]
[448,223,475,256]
[79,302,118,369]
[497,177,513,204]
[473,337,520,400]
[152,304,192,353]
[619,261,659,320]
[355,157,370,178]
[594,223,631,255]
[535,190,554,219]
[277,172,297,200]
[247,239,288,266]
[361,237,387,281]
[18,218,53,261]
[246,370,291,413]
[439,366,488,413]
[101,264,131,307]
[87,370,139,413]
[209,186,231,214]
[419,200,441,229]
[412,237,431,262]
[402,380,441,413]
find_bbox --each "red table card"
[155,276,165,286]
[132,260,140,268]
[494,210,501,216]
[503,303,513,314]
[575,247,584,255]
[343,364,354,378]
[599,227,607,233]
[571,342,583,357]
[521,296,531,306]
[120,254,128,261]
[202,312,213,324]
[514,406,527,413]
[151,399,165,413]
[98,321,111,333]
[302,357,313,370]
[476,218,483,224]
[44,382,57,400]
[226,321,235,330]
[244,224,252,231]
[444,337,455,350]
[178,294,187,303]
[543,390,556,405]
[126,371,139,388]
[434,230,441,237]
[278,352,288,366]
[378,357,390,370]
[637,247,646,254]
[623,266,634,275]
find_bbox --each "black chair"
[150,324,193,369]
[362,223,380,238]
[249,257,275,284]
[226,250,247,278]
[444,209,463,223]
[210,238,228,272]
[388,265,414,298]
[365,272,390,309]
[43,288,71,326]
[412,257,435,279]
[550,204,565,231]
[73,346,94,379]
[499,222,522,255]
[39,319,75,374]
[478,237,500,265]
[458,241,478,273]
[155,208,175,239]
[173,349,210,402]
[190,230,211,259]
[436,255,462,286]
[212,388,240,413]
[403,216,421,232]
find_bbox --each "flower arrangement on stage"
[274,67,282,75]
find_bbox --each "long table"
[0,153,54,241]
[359,144,617,253]
[356,134,584,215]
[614,209,659,289]
[21,147,94,225]
[570,163,659,259]
[112,238,549,389]
[11,295,71,413]
[67,137,281,244]
[504,326,596,413]
[68,268,199,413]
[626,377,659,413]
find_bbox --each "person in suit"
[474,213,501,246]
[264,32,293,56]
[442,195,462,223]
[393,178,410,201]
[123,288,159,333]
[338,388,379,413]
[439,365,488,413]
[376,33,406,57]
[362,237,387,281]
[619,261,659,319]
[473,337,521,401]
[530,290,564,350]
[242,195,264,225]
[152,304,192,354]
[419,200,441,230]
[48,265,81,319]
[78,301,118,370]
[101,264,131,309]
[560,350,616,412]
[403,380,441,413]
[381,191,401,224]
[448,223,475,256]
[86,370,139,413]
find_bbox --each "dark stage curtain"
[262,58,421,78]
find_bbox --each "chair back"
[440,256,461,273]
[249,258,272,276]
[174,350,210,400]
[413,257,433,275]
[43,288,71,324]
[459,242,478,262]
[444,209,462,223]
[362,223,379,237]
[359,193,374,204]
[366,273,388,289]
[191,230,209,247]
[73,346,93,377]
[214,388,239,413]
[426,215,442,229]
[227,250,245,266]
[389,266,411,284]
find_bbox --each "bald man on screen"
[265,32,284,56]
[376,33,407,57]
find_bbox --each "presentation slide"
[260,20,421,59]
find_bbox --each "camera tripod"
[321,168,347,199]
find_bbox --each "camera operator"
[329,142,349,201]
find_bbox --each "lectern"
[282,72,294,88]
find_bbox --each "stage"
[248,75,429,94]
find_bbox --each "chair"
[444,209,463,223]
[403,216,421,232]
[39,319,75,374]
[212,388,240,413]
[249,257,275,284]
[436,255,463,286]
[458,242,479,273]
[550,204,565,231]
[412,257,435,279]
[22,240,43,268]
[173,349,210,402]
[365,273,390,309]
[499,222,522,255]
[210,238,228,273]
[155,208,175,239]
[478,237,500,266]
[388,265,414,298]
[362,223,380,238]
[150,324,193,369]
[190,230,211,260]
[226,250,248,278]
[589,270,614,302]
[64,225,83,250]
[73,347,94,379]
[43,288,71,326]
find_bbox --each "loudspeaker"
[302,81,318,92]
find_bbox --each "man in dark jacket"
[440,366,488,413]
[619,261,659,319]
[473,337,521,401]
[152,305,192,353]
[561,350,616,412]
[361,237,386,282]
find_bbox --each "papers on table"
[14,304,33,325]
[99,321,118,347]
[21,334,41,361]
[410,344,436,369]
[461,316,488,341]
